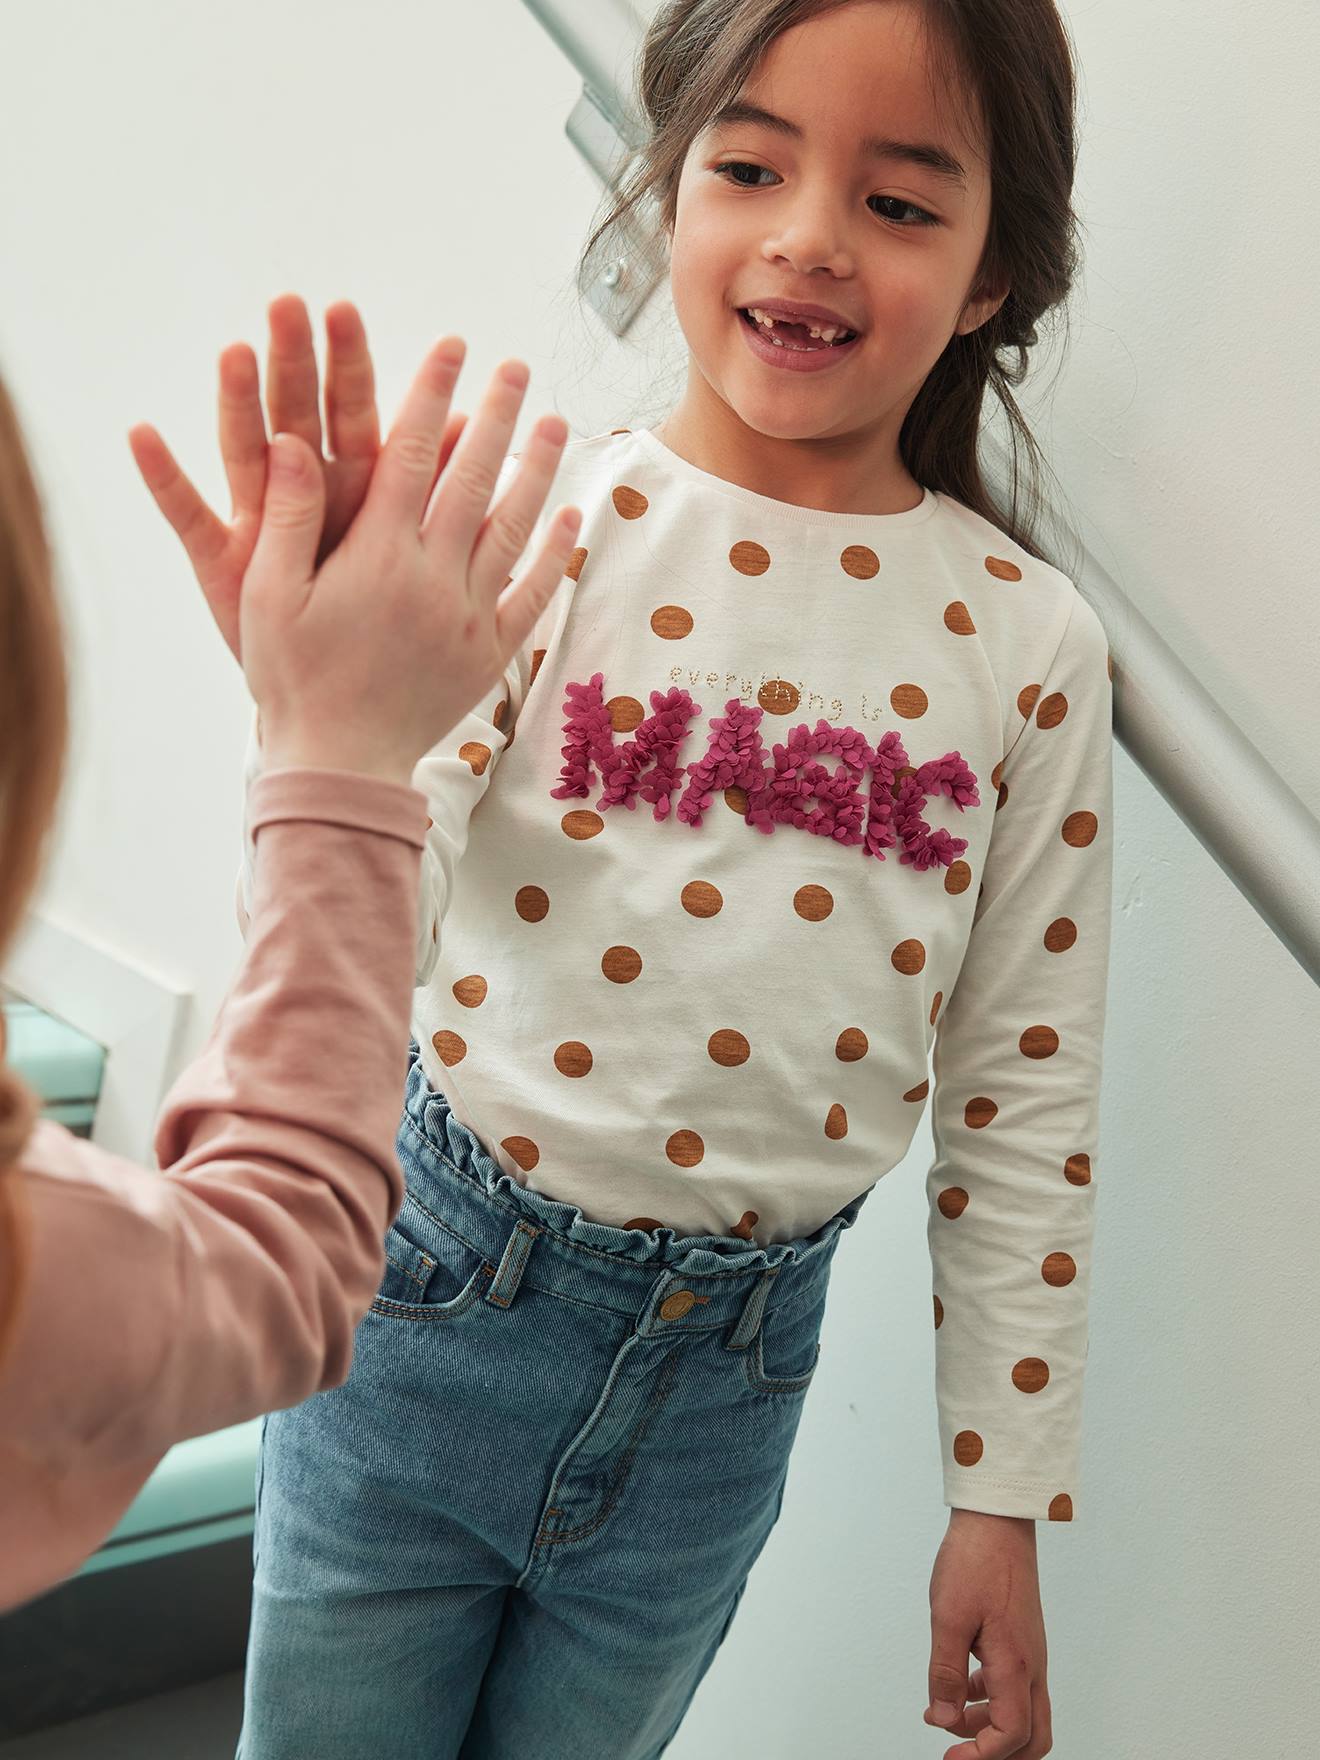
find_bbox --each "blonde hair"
[0,369,68,1373]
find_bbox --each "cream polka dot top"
[240,424,1115,1523]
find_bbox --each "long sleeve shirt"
[240,423,1116,1522]
[0,766,428,1613]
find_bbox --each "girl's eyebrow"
[707,99,969,189]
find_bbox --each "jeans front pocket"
[370,1189,496,1323]
[741,1288,825,1398]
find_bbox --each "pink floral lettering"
[549,673,979,870]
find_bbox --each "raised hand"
[127,294,467,661]
[239,335,580,786]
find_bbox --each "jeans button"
[659,1290,698,1320]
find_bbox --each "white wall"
[2,0,1318,1755]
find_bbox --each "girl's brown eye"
[712,162,939,227]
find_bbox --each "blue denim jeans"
[237,1044,869,1759]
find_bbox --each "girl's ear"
[956,278,1011,337]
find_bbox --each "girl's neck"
[652,407,925,518]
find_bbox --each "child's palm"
[128,294,464,661]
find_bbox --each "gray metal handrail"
[522,0,1320,985]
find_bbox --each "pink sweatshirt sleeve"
[0,765,427,1613]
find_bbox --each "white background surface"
[1,1,1317,1754]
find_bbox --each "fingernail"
[501,362,529,390]
[270,436,301,480]
[933,1701,961,1725]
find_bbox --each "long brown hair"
[0,369,69,1371]
[576,0,1087,576]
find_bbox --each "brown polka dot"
[794,884,834,922]
[1044,917,1077,952]
[1063,810,1098,847]
[708,1029,750,1066]
[944,601,976,635]
[1020,1025,1059,1059]
[502,1136,539,1171]
[836,1027,868,1062]
[452,975,487,1007]
[1106,651,1113,681]
[928,992,943,1025]
[991,760,1004,791]
[1012,1357,1050,1393]
[1042,1251,1077,1287]
[965,1096,997,1129]
[492,698,508,729]
[666,1130,704,1168]
[840,544,879,580]
[1065,1153,1092,1186]
[1036,690,1069,731]
[602,946,642,983]
[624,1216,663,1232]
[724,786,749,814]
[565,545,587,582]
[530,648,546,685]
[730,539,771,575]
[426,816,434,830]
[904,1078,930,1102]
[1017,683,1041,719]
[459,741,492,775]
[985,556,1023,582]
[889,683,928,720]
[515,885,549,923]
[607,695,646,733]
[562,809,604,840]
[953,1430,984,1467]
[612,483,649,519]
[995,781,1008,812]
[891,938,926,975]
[937,1186,969,1219]
[1048,1493,1074,1522]
[681,880,723,917]
[431,921,437,942]
[431,1029,466,1066]
[757,679,800,715]
[554,1042,593,1077]
[944,860,972,896]
[610,426,632,435]
[824,1103,848,1140]
[933,1293,944,1328]
[651,605,694,639]
[730,1211,759,1241]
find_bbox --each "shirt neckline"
[629,426,941,531]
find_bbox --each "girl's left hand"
[128,293,468,662]
[923,1510,1053,1756]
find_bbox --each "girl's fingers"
[423,409,469,517]
[493,502,582,663]
[466,413,569,595]
[365,336,468,530]
[217,342,268,525]
[265,293,324,457]
[127,423,231,581]
[324,302,380,464]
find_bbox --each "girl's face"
[661,0,1007,510]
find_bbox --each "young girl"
[225,3,1113,1755]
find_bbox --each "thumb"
[927,1649,969,1727]
[248,432,325,588]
